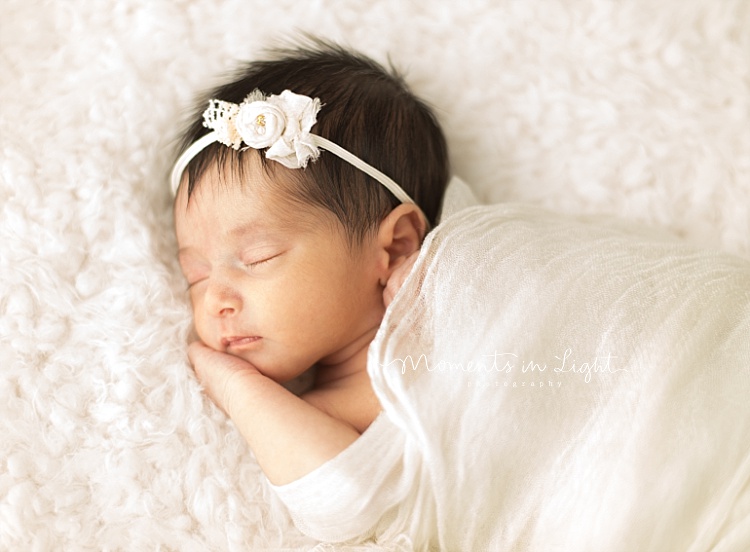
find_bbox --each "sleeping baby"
[172,40,447,486]
[172,40,750,551]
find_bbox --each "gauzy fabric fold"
[273,199,750,552]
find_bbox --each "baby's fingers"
[187,341,260,418]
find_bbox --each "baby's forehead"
[177,154,280,210]
[177,185,275,231]
[176,152,356,238]
[175,177,343,246]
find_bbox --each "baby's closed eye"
[179,257,211,289]
[241,250,285,270]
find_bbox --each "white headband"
[170,89,416,205]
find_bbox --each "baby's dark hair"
[175,39,449,242]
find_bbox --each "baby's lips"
[221,336,262,349]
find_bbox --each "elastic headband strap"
[170,132,219,195]
[310,135,415,205]
[171,131,416,206]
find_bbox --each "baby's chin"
[224,346,313,385]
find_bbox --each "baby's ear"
[375,204,427,281]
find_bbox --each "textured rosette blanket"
[274,202,750,551]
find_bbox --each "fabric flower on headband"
[203,90,322,169]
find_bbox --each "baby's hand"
[383,251,420,308]
[187,340,361,485]
[188,341,262,419]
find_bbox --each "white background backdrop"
[1,0,749,549]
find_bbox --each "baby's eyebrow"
[230,221,264,237]
[229,220,281,241]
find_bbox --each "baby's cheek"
[190,308,214,348]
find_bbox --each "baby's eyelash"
[186,279,205,291]
[245,258,271,268]
[183,253,282,291]
[244,252,281,269]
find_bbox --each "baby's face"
[174,161,386,383]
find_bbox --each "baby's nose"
[218,305,235,317]
[205,281,242,318]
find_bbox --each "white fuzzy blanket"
[2,1,749,550]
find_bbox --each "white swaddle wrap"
[274,189,750,551]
